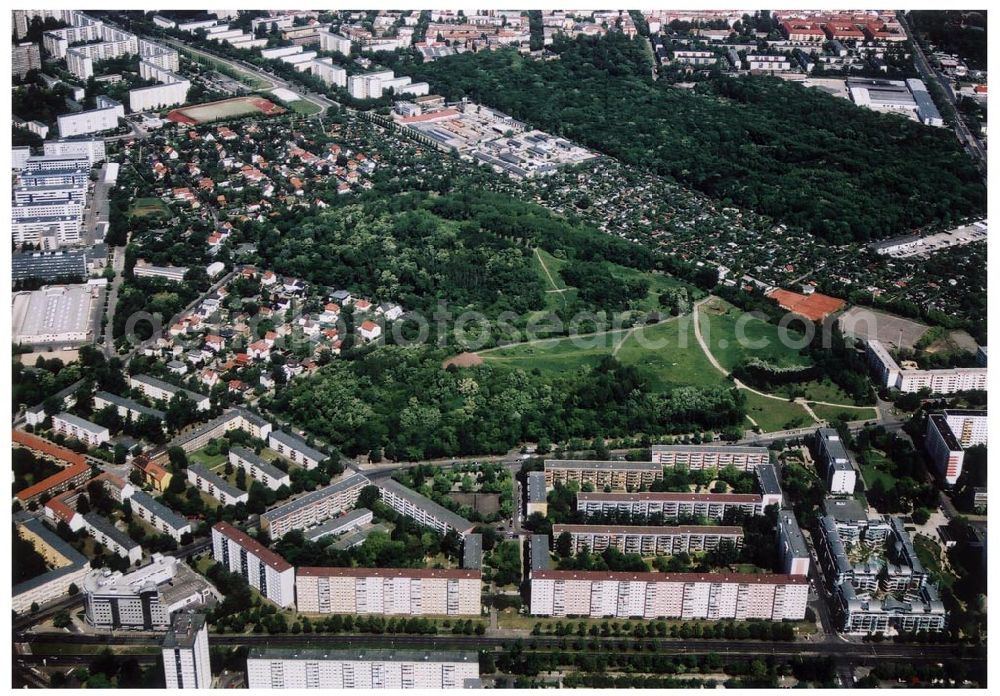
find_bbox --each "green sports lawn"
[698,296,813,371]
[810,402,879,424]
[742,391,815,432]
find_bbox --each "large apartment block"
[52,412,110,447]
[776,510,811,576]
[162,612,212,689]
[295,567,482,616]
[576,491,777,521]
[530,570,808,620]
[376,479,476,537]
[814,428,857,495]
[260,473,369,539]
[128,490,192,542]
[246,648,480,689]
[186,464,249,507]
[650,445,771,471]
[211,522,295,608]
[267,430,327,470]
[552,524,744,556]
[925,410,988,485]
[228,446,292,491]
[866,339,987,394]
[543,459,663,490]
[129,374,211,410]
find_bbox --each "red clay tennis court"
[767,288,846,321]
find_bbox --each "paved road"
[898,12,987,180]
[102,246,126,356]
[18,630,984,664]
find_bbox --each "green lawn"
[743,392,815,432]
[859,449,898,489]
[483,316,725,392]
[130,197,169,218]
[698,297,813,371]
[613,316,725,391]
[188,446,228,469]
[608,264,705,313]
[286,98,322,115]
[810,402,879,424]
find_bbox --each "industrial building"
[295,567,482,616]
[12,284,98,346]
[530,570,808,620]
[260,473,369,539]
[246,648,480,689]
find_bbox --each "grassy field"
[129,197,169,217]
[483,316,724,392]
[698,296,813,371]
[860,449,898,489]
[743,392,814,432]
[286,98,322,115]
[182,48,270,89]
[188,446,228,469]
[811,402,879,424]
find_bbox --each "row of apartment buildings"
[866,339,987,394]
[552,524,744,556]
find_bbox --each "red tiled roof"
[297,566,481,579]
[213,521,292,572]
[14,431,90,501]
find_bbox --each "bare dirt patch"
[442,352,483,369]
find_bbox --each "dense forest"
[395,33,985,243]
[267,349,746,461]
[908,10,988,69]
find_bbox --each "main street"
[18,630,984,666]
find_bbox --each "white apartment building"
[268,430,327,469]
[187,464,249,506]
[311,57,347,87]
[260,473,369,539]
[246,648,480,689]
[211,522,296,608]
[925,410,988,485]
[12,216,82,249]
[747,54,793,70]
[673,50,716,65]
[319,30,352,54]
[776,510,811,576]
[93,390,165,423]
[129,490,192,542]
[543,459,663,490]
[132,261,191,282]
[650,445,771,471]
[162,613,212,689]
[129,374,211,411]
[52,412,110,447]
[14,182,87,205]
[14,518,91,615]
[815,427,857,495]
[552,524,743,556]
[261,45,304,59]
[83,512,140,563]
[304,508,374,542]
[576,491,776,521]
[377,479,477,537]
[295,567,482,616]
[530,570,808,620]
[866,339,987,394]
[57,99,124,138]
[228,447,292,491]
[25,153,92,171]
